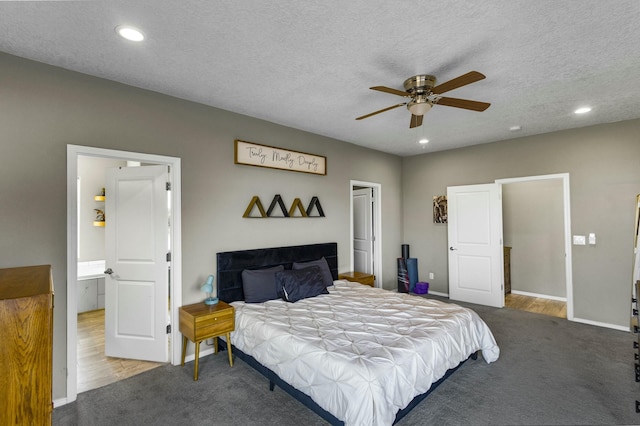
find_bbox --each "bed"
[216,242,499,426]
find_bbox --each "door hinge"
[166,324,171,334]
[166,252,171,262]
[166,182,171,191]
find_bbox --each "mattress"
[230,280,500,426]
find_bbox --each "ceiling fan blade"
[409,114,423,128]
[436,97,491,112]
[370,86,410,97]
[356,103,405,120]
[431,71,486,94]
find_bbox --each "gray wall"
[402,119,640,328]
[77,156,126,262]
[0,52,402,400]
[3,49,639,402]
[503,179,565,297]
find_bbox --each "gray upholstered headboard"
[216,242,338,303]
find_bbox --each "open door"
[447,183,504,308]
[104,165,169,362]
[353,188,374,274]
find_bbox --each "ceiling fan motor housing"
[403,75,437,94]
[404,75,436,115]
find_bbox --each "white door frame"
[349,180,382,287]
[495,173,573,321]
[66,145,183,404]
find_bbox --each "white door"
[104,165,169,362]
[447,183,504,308]
[353,188,374,274]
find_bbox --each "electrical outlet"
[429,272,434,280]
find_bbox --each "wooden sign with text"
[234,140,326,175]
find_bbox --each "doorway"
[349,181,382,287]
[446,173,573,320]
[66,145,183,404]
[496,173,573,320]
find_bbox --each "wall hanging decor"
[243,194,325,218]
[433,195,447,223]
[235,139,326,175]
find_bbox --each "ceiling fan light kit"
[356,71,491,128]
[407,99,432,116]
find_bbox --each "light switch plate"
[588,233,596,245]
[573,235,586,245]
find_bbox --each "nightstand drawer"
[195,317,234,340]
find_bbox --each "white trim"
[349,181,382,288]
[53,398,69,408]
[495,173,574,321]
[182,347,215,364]
[572,317,630,332]
[428,290,449,298]
[66,144,182,405]
[511,290,567,302]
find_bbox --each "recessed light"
[574,107,592,114]
[116,25,145,42]
[509,125,522,132]
[418,138,429,145]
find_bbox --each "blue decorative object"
[200,275,218,305]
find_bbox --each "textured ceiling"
[1,1,639,156]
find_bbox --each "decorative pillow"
[276,266,328,303]
[241,265,285,303]
[292,257,334,288]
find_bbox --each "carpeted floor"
[53,299,640,426]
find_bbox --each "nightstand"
[338,271,375,287]
[179,300,235,381]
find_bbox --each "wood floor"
[77,309,164,393]
[505,293,567,318]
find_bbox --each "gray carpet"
[54,299,640,426]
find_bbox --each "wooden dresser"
[504,247,512,294]
[0,265,54,426]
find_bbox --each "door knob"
[449,247,457,251]
[104,268,114,275]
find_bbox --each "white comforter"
[231,280,499,426]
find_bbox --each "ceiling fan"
[356,71,491,128]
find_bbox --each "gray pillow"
[292,257,334,287]
[241,265,285,303]
[276,266,328,303]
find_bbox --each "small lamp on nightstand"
[200,275,218,305]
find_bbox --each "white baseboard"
[183,346,215,363]
[53,397,69,408]
[511,290,567,302]
[572,317,630,332]
[428,290,449,298]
